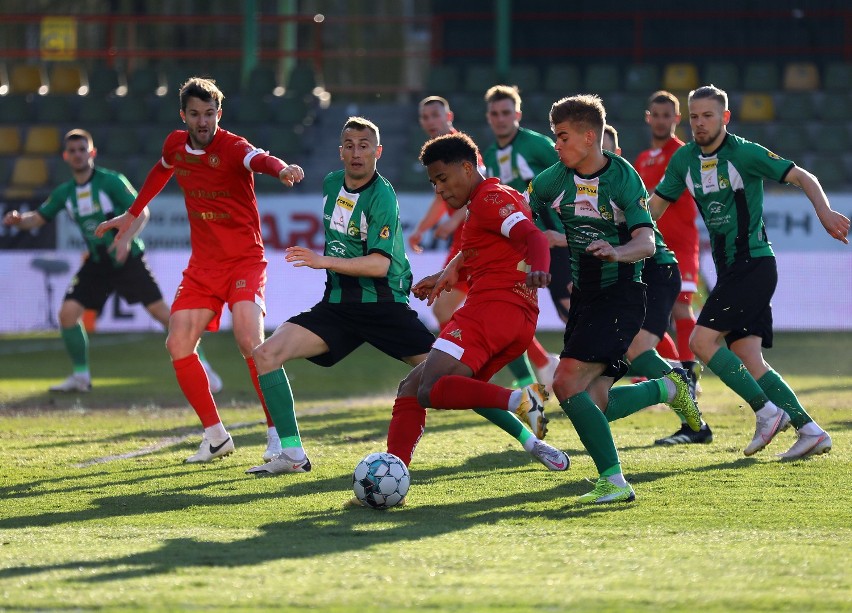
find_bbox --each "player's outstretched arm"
[785,166,850,244]
[278,164,304,187]
[285,246,390,277]
[2,210,46,230]
[409,194,449,253]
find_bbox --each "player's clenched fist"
[279,164,305,187]
[95,211,135,245]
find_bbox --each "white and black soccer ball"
[352,452,410,509]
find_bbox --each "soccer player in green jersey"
[603,125,713,444]
[648,85,850,459]
[528,96,701,504]
[482,84,565,390]
[2,129,221,394]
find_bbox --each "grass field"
[1,331,850,611]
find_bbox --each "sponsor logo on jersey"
[700,159,717,172]
[379,225,390,239]
[767,151,781,160]
[235,279,246,289]
[208,154,220,168]
[708,201,724,214]
[190,210,231,220]
[576,183,597,197]
[573,201,602,219]
[336,195,355,211]
[448,328,462,341]
[175,168,191,176]
[184,154,201,164]
[347,221,360,237]
[327,240,347,256]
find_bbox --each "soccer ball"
[352,452,410,509]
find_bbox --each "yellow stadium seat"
[10,64,47,95]
[663,63,699,92]
[23,126,61,155]
[739,93,775,122]
[49,64,87,95]
[0,126,22,155]
[783,62,820,92]
[10,157,49,188]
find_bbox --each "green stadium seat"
[156,98,182,125]
[464,64,499,95]
[87,65,122,97]
[742,62,780,92]
[767,124,811,157]
[817,93,852,121]
[446,93,482,126]
[609,93,648,122]
[522,93,553,126]
[508,64,540,94]
[583,63,620,94]
[822,62,851,92]
[731,122,769,145]
[243,65,279,97]
[810,154,849,190]
[424,65,460,97]
[264,126,303,156]
[286,64,317,98]
[163,63,198,96]
[703,62,740,90]
[624,64,660,93]
[114,96,153,122]
[811,123,851,156]
[271,96,308,125]
[126,66,163,97]
[0,95,33,123]
[775,93,816,122]
[234,96,272,124]
[613,123,646,159]
[102,129,143,156]
[209,65,242,96]
[78,97,114,124]
[34,95,76,123]
[543,65,581,96]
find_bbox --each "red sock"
[429,374,512,410]
[245,357,274,427]
[656,332,679,361]
[526,336,549,368]
[173,354,220,428]
[675,318,696,362]
[386,396,426,466]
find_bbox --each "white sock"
[73,370,91,380]
[267,426,280,443]
[667,360,683,370]
[798,422,822,436]
[204,422,228,442]
[509,389,523,412]
[756,401,780,418]
[522,435,539,452]
[662,376,677,402]
[283,446,306,461]
[607,473,628,487]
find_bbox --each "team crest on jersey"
[719,178,729,189]
[235,279,246,289]
[448,328,462,341]
[379,225,390,239]
[484,192,503,205]
[638,197,648,210]
[347,221,360,237]
[767,151,781,160]
[336,195,355,211]
[498,203,516,218]
[208,154,220,168]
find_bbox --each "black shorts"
[288,301,435,367]
[547,246,572,320]
[641,260,681,338]
[698,256,776,349]
[561,281,646,379]
[65,252,163,313]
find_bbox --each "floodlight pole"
[495,0,511,82]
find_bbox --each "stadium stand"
[822,62,851,92]
[23,126,61,156]
[424,64,460,99]
[624,64,660,93]
[9,64,47,95]
[663,63,699,92]
[0,126,22,155]
[86,64,122,97]
[776,92,816,122]
[703,61,740,90]
[583,63,620,94]
[464,64,500,95]
[508,64,540,93]
[739,93,775,122]
[48,64,86,95]
[783,61,820,91]
[543,65,581,95]
[743,61,781,92]
[7,157,50,197]
[35,96,76,124]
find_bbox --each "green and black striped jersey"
[655,132,794,271]
[320,170,412,304]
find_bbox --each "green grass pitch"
[0,331,850,611]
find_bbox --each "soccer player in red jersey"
[388,132,570,478]
[95,77,305,463]
[634,92,700,380]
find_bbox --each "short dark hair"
[549,94,606,135]
[647,90,680,114]
[689,85,728,109]
[419,95,451,113]
[341,116,381,145]
[419,132,479,167]
[603,124,619,151]
[179,77,224,112]
[484,84,522,111]
[64,128,93,149]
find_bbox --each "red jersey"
[634,136,699,266]
[460,177,538,313]
[161,128,266,267]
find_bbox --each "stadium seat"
[522,93,553,126]
[163,63,197,96]
[775,92,816,122]
[742,62,780,91]
[543,65,581,95]
[817,93,852,121]
[243,65,279,97]
[809,154,849,190]
[732,123,770,144]
[583,63,620,94]
[208,65,242,96]
[9,64,47,95]
[9,156,50,188]
[663,63,699,92]
[703,62,740,90]
[271,96,308,125]
[0,94,33,123]
[234,95,272,124]
[782,62,820,92]
[114,96,153,122]
[126,66,163,97]
[35,95,76,123]
[286,64,317,98]
[768,124,811,156]
[811,123,851,155]
[48,64,86,95]
[156,99,183,126]
[87,65,122,97]
[822,62,851,92]
[738,93,774,122]
[0,126,22,155]
[446,93,482,126]
[424,65,460,97]
[23,126,61,155]
[609,93,648,122]
[624,64,660,93]
[78,96,114,124]
[464,64,500,95]
[102,129,143,156]
[263,126,303,155]
[508,64,540,94]
[613,123,646,159]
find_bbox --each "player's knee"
[552,376,580,403]
[251,342,278,371]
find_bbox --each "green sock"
[707,347,768,412]
[629,349,673,379]
[60,323,89,374]
[258,368,301,448]
[605,379,667,422]
[757,369,813,429]
[560,392,621,476]
[475,408,530,445]
[506,353,536,387]
[196,343,208,364]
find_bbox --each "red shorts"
[433,299,536,382]
[172,261,267,331]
